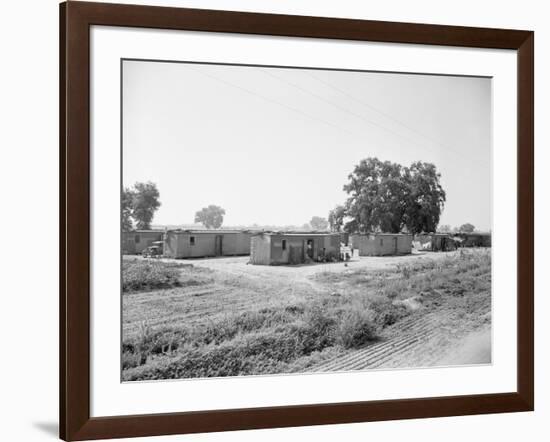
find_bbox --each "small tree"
[132,182,161,230]
[438,224,452,233]
[328,205,346,232]
[459,223,475,233]
[195,205,225,229]
[121,187,134,232]
[310,216,329,231]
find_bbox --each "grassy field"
[121,249,491,381]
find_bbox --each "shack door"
[215,235,223,256]
[306,239,314,259]
[289,246,303,265]
[393,237,398,254]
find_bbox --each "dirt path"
[153,250,458,278]
[147,251,457,284]
[435,328,491,366]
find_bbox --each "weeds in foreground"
[122,259,212,293]
[122,302,380,379]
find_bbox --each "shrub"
[295,305,337,353]
[122,351,142,370]
[122,322,187,367]
[336,309,377,349]
[369,295,411,327]
[396,264,412,279]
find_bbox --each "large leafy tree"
[131,182,161,230]
[310,216,329,231]
[343,158,445,234]
[343,158,409,233]
[195,205,225,229]
[121,187,134,232]
[328,205,346,232]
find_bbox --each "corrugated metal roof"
[124,230,164,233]
[257,231,340,237]
[350,233,412,236]
[166,229,257,234]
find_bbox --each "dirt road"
[154,250,460,279]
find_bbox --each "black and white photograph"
[121,60,492,382]
[2,0,543,440]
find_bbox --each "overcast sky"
[123,60,492,231]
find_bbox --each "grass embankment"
[122,250,491,380]
[122,259,211,292]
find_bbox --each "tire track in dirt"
[310,310,460,372]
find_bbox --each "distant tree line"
[438,223,476,233]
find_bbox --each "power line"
[185,66,366,141]
[262,68,473,164]
[303,70,489,167]
[187,65,488,169]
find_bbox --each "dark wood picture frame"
[60,1,534,440]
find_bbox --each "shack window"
[190,236,195,246]
[282,239,287,251]
[135,235,140,244]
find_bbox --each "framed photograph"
[60,1,533,440]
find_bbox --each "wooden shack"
[250,232,341,265]
[350,233,412,256]
[163,230,252,258]
[122,230,164,254]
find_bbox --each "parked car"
[142,241,163,258]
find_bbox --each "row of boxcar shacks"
[250,232,419,265]
[414,232,491,251]
[122,229,490,265]
[122,230,254,258]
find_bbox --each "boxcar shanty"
[414,233,457,252]
[163,230,253,259]
[455,232,492,247]
[122,230,164,254]
[250,232,342,265]
[350,233,412,256]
